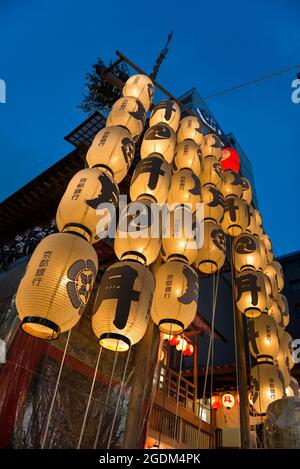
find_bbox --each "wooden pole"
[230,240,251,449]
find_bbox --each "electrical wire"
[204,63,300,100]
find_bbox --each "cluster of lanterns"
[211,393,237,410]
[14,72,296,417]
[166,334,194,356]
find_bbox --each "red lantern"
[183,343,194,356]
[169,335,180,346]
[221,147,240,173]
[211,394,221,410]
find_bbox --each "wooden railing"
[158,366,196,412]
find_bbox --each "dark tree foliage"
[79,58,130,114]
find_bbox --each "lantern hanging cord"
[107,347,132,449]
[41,329,71,449]
[209,272,218,448]
[93,342,119,449]
[137,334,164,445]
[77,346,103,449]
[172,342,184,448]
[197,269,220,448]
[158,323,174,448]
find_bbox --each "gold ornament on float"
[200,156,223,190]
[161,205,199,265]
[86,126,135,183]
[250,362,284,414]
[202,185,224,223]
[151,261,199,335]
[234,269,268,318]
[222,170,244,199]
[92,260,154,352]
[149,99,181,132]
[106,97,146,140]
[177,116,205,145]
[56,168,119,243]
[220,196,249,237]
[196,220,226,274]
[140,123,176,163]
[122,74,154,112]
[172,140,202,177]
[201,133,223,160]
[247,313,279,362]
[167,168,202,213]
[130,154,171,204]
[233,233,266,272]
[114,199,161,265]
[241,177,252,204]
[16,233,98,340]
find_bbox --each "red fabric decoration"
[221,147,240,172]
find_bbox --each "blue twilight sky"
[0,0,299,256]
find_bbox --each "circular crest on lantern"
[149,99,181,132]
[222,393,235,409]
[107,97,146,140]
[233,233,266,272]
[141,123,176,163]
[196,220,226,274]
[122,74,154,111]
[177,116,205,145]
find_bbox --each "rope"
[93,342,119,449]
[77,346,103,449]
[41,329,71,449]
[172,343,184,447]
[107,347,131,449]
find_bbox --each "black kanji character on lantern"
[189,173,201,195]
[86,172,119,210]
[125,202,153,232]
[235,272,261,306]
[213,161,223,179]
[211,135,223,149]
[235,235,256,254]
[247,319,260,355]
[121,137,135,165]
[179,266,198,305]
[224,197,239,222]
[131,156,165,190]
[207,186,224,208]
[151,100,176,121]
[97,264,140,329]
[129,100,146,125]
[145,123,171,140]
[230,171,244,186]
[211,228,226,253]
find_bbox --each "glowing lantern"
[264,263,279,300]
[86,126,135,183]
[246,205,259,236]
[247,313,279,362]
[173,140,202,177]
[107,97,146,140]
[221,147,240,172]
[56,168,119,243]
[233,233,266,272]
[262,234,272,252]
[114,199,161,265]
[211,394,221,410]
[241,177,252,204]
[222,170,244,198]
[16,233,98,340]
[220,196,249,237]
[183,343,194,356]
[130,154,171,204]
[151,261,199,335]
[149,99,181,132]
[281,331,295,370]
[268,300,284,337]
[141,123,176,163]
[176,337,187,352]
[200,156,223,189]
[92,260,154,352]
[272,261,284,292]
[169,335,180,346]
[285,377,299,398]
[202,185,224,223]
[222,393,235,409]
[122,74,154,112]
[161,206,199,265]
[254,209,262,227]
[201,133,223,160]
[275,350,291,387]
[167,168,201,213]
[177,116,204,145]
[250,362,284,414]
[196,220,226,274]
[234,269,268,318]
